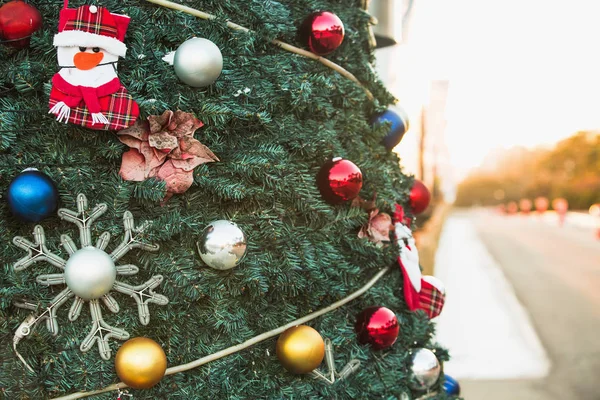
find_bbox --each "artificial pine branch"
[0,1,455,399]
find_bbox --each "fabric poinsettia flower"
[358,209,393,247]
[117,110,219,202]
[354,193,393,246]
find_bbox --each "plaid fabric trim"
[419,282,445,319]
[49,86,138,131]
[65,7,117,37]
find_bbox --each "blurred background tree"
[455,131,600,210]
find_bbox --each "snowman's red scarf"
[51,73,121,114]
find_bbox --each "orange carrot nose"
[73,52,104,70]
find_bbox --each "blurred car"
[507,201,519,214]
[534,196,549,214]
[519,199,532,214]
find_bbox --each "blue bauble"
[7,170,59,222]
[371,107,410,151]
[443,374,461,395]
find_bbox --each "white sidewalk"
[433,215,550,379]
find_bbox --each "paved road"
[458,210,600,400]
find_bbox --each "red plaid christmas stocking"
[394,205,446,319]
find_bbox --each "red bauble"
[409,179,431,215]
[299,11,345,56]
[355,306,399,350]
[317,158,363,204]
[0,0,42,49]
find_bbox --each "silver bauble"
[197,220,247,270]
[173,38,223,87]
[64,247,117,300]
[408,348,441,391]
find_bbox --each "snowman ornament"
[48,2,139,131]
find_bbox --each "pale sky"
[383,0,600,181]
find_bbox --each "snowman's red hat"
[53,5,130,57]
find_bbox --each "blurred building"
[369,1,451,201]
[422,80,450,199]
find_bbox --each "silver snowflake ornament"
[12,194,168,361]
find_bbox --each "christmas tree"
[0,0,457,398]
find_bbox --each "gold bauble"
[115,337,167,389]
[276,325,325,374]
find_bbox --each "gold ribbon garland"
[52,267,390,400]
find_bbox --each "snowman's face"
[57,46,119,71]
